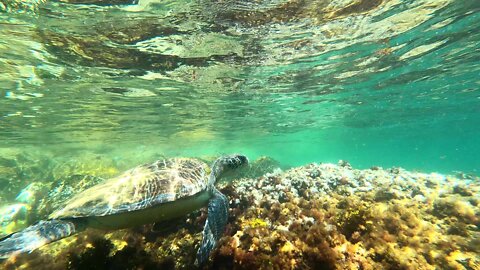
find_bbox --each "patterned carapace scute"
[49,158,209,219]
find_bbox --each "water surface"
[1,0,479,182]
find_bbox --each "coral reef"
[1,160,478,270]
[218,163,479,270]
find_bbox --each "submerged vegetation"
[0,154,478,269]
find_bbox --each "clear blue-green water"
[0,0,479,183]
[0,1,479,268]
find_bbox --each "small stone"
[452,185,473,197]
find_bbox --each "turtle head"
[220,154,249,170]
[209,154,249,185]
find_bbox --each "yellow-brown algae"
[1,160,478,269]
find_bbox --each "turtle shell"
[49,158,209,219]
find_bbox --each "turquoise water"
[0,1,479,268]
[0,0,479,179]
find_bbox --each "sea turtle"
[0,154,248,265]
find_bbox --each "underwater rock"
[241,156,283,179]
[0,153,54,202]
[0,153,122,235]
[209,163,479,270]
[0,203,28,238]
[1,161,478,270]
[0,181,49,238]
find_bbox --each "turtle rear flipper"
[0,219,79,259]
[195,188,228,266]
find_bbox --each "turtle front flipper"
[0,219,80,259]
[195,188,228,265]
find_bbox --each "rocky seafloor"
[1,159,479,270]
